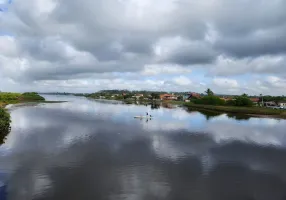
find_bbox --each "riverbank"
[184,103,286,119]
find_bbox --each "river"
[1,95,286,200]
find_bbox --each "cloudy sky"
[0,0,286,95]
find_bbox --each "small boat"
[134,116,153,118]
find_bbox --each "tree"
[0,107,11,137]
[233,96,253,107]
[193,96,225,105]
[150,93,160,100]
[177,95,183,101]
[241,93,248,97]
[205,88,214,96]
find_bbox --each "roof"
[250,98,259,102]
[187,92,201,99]
[160,94,176,97]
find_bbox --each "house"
[183,92,201,101]
[264,101,277,107]
[135,94,144,100]
[250,98,259,104]
[278,101,286,107]
[220,96,234,101]
[189,92,201,99]
[160,94,178,101]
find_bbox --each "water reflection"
[0,95,286,200]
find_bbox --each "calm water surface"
[1,95,286,200]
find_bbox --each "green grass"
[184,103,286,117]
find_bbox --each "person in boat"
[146,112,148,116]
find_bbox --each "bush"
[226,100,236,106]
[233,96,253,107]
[21,92,45,101]
[0,92,21,102]
[0,107,11,136]
[193,96,225,106]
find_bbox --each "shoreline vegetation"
[84,89,286,119]
[0,92,66,141]
[184,103,286,119]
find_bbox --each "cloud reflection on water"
[1,95,286,200]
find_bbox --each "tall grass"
[184,103,286,116]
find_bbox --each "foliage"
[0,92,45,103]
[184,103,286,116]
[205,88,214,96]
[233,96,253,107]
[0,92,21,102]
[177,95,183,101]
[150,93,160,100]
[226,100,236,106]
[193,96,225,106]
[0,107,11,138]
[21,92,45,101]
[260,95,286,103]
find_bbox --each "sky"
[0,0,285,95]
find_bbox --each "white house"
[278,101,286,107]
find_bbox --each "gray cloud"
[1,0,286,93]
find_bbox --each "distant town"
[41,89,286,109]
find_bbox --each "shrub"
[0,92,21,102]
[193,96,225,106]
[233,96,253,107]
[0,107,11,136]
[226,100,236,106]
[21,92,45,101]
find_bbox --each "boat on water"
[134,116,153,118]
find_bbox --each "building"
[160,94,178,101]
[183,92,201,101]
[250,98,260,104]
[264,101,277,107]
[278,101,286,107]
[220,97,234,101]
[134,94,144,100]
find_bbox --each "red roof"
[250,98,259,102]
[188,92,201,99]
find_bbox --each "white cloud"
[172,76,192,86]
[141,64,192,76]
[213,77,239,88]
[0,0,286,94]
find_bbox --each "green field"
[184,103,286,118]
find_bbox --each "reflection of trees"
[195,109,223,120]
[227,114,251,121]
[151,103,160,110]
[162,103,174,109]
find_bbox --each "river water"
[1,95,286,200]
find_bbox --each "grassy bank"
[0,92,66,106]
[184,103,286,118]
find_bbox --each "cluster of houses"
[159,92,201,101]
[159,93,286,108]
[96,92,286,108]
